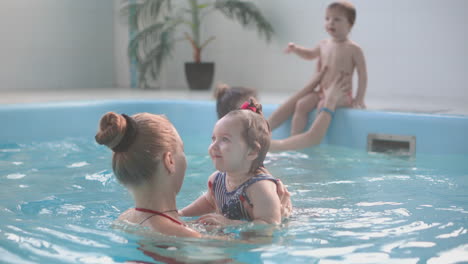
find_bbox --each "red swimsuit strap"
[135,208,184,226]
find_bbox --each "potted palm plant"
[121,0,274,89]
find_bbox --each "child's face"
[208,115,252,174]
[325,8,352,40]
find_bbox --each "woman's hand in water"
[276,179,293,218]
[239,179,292,219]
[255,168,292,218]
[197,213,243,227]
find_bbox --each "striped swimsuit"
[211,171,277,221]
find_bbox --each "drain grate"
[367,134,416,156]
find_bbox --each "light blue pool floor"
[2,88,468,116]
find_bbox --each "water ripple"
[36,227,109,248]
[57,204,85,215]
[289,243,373,258]
[66,224,128,244]
[0,149,21,153]
[85,170,113,185]
[427,244,468,264]
[436,227,467,239]
[321,252,419,264]
[333,221,440,240]
[311,180,355,185]
[356,201,403,207]
[67,161,90,168]
[435,206,468,214]
[364,175,411,182]
[400,241,436,248]
[5,173,26,180]
[0,247,35,264]
[5,229,118,264]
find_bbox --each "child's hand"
[196,213,230,227]
[284,42,296,54]
[352,98,366,109]
[276,179,292,218]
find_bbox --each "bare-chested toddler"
[285,1,367,135]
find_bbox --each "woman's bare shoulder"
[147,217,202,238]
[118,208,134,221]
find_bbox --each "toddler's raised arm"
[285,42,320,60]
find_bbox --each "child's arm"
[196,180,281,226]
[352,46,368,109]
[285,42,320,60]
[179,172,217,217]
[196,178,292,226]
[247,180,282,224]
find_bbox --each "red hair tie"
[240,101,257,112]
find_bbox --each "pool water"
[1,138,467,263]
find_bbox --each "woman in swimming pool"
[95,112,291,237]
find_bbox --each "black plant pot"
[184,62,215,90]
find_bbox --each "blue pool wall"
[1,100,467,156]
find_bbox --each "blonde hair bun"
[95,112,127,150]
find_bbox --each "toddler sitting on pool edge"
[284,1,367,135]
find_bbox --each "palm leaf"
[214,0,274,42]
[120,0,170,31]
[121,0,274,87]
[128,23,166,62]
[122,0,176,88]
[136,24,177,88]
[119,2,144,31]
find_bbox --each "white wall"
[115,0,468,102]
[2,0,465,102]
[0,0,114,90]
[114,0,131,89]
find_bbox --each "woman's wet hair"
[224,98,271,174]
[95,112,177,186]
[214,83,258,119]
